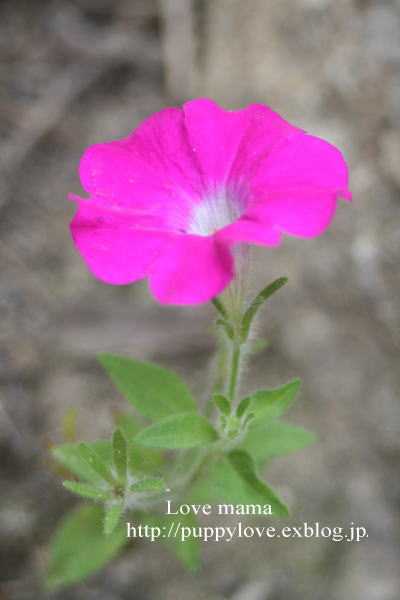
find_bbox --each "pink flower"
[70,98,351,305]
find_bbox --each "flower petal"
[78,108,206,232]
[253,133,351,197]
[127,107,205,200]
[149,234,234,305]
[70,196,174,284]
[248,189,338,237]
[79,140,162,200]
[248,133,351,237]
[183,99,300,190]
[217,215,281,247]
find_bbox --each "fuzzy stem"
[228,344,241,402]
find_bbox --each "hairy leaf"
[51,441,112,485]
[228,450,289,516]
[78,442,116,485]
[62,481,112,501]
[241,277,288,341]
[207,454,289,517]
[139,512,200,571]
[46,504,127,589]
[136,413,218,449]
[103,502,124,535]
[241,420,316,464]
[99,354,195,421]
[236,396,250,418]
[130,477,165,492]
[112,428,127,484]
[115,413,164,474]
[213,393,231,415]
[248,379,301,426]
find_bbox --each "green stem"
[214,340,229,395]
[228,344,241,403]
[204,329,229,418]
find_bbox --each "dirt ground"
[1,1,399,599]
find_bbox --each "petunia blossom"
[69,98,351,305]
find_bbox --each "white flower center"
[187,187,246,236]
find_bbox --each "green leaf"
[130,477,165,492]
[169,512,200,571]
[247,338,269,355]
[115,413,164,474]
[136,413,218,449]
[242,412,255,429]
[215,318,234,340]
[236,396,250,418]
[103,502,124,535]
[51,441,112,485]
[114,412,142,438]
[98,354,196,421]
[112,428,127,484]
[139,512,200,571]
[78,442,116,485]
[211,296,228,319]
[241,420,316,464]
[62,481,112,501]
[185,471,222,505]
[241,277,288,342]
[213,393,231,415]
[206,454,289,517]
[248,379,301,426]
[46,504,127,589]
[228,450,289,516]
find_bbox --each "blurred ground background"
[0,0,399,599]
